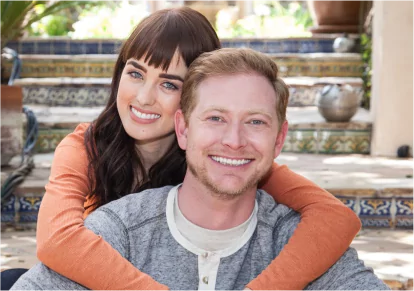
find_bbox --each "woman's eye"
[128,71,143,79]
[162,82,178,90]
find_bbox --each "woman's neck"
[135,131,176,171]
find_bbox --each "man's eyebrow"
[126,60,147,72]
[159,73,184,82]
[202,107,274,119]
[246,110,273,119]
[201,107,228,114]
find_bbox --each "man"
[12,48,389,290]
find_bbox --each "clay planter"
[308,1,363,34]
[1,85,23,166]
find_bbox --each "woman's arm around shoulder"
[246,162,361,290]
[36,123,167,290]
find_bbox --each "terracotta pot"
[1,85,23,166]
[308,1,365,34]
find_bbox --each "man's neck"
[178,173,257,230]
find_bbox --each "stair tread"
[27,106,372,129]
[4,152,412,193]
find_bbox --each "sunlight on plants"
[70,0,149,39]
[216,1,313,38]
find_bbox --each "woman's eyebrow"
[159,73,184,82]
[126,60,147,72]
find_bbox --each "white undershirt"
[174,189,254,251]
[166,184,258,290]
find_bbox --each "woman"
[35,7,360,290]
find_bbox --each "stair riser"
[3,57,364,79]
[2,190,411,229]
[27,126,371,155]
[22,85,362,107]
[7,38,350,55]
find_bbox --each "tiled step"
[3,53,363,79]
[15,77,363,107]
[1,152,412,230]
[23,105,372,155]
[6,35,360,55]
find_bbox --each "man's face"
[176,73,288,198]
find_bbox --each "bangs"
[121,8,221,71]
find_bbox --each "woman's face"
[117,51,187,145]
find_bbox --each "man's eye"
[128,71,143,79]
[209,116,223,122]
[249,120,265,125]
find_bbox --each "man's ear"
[175,109,188,150]
[274,120,288,158]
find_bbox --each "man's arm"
[11,208,129,290]
[305,248,390,290]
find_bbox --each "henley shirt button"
[202,276,209,284]
[202,252,208,258]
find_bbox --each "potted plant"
[1,1,102,165]
[307,1,372,34]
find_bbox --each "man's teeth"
[131,107,160,119]
[211,156,251,166]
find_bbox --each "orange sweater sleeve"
[246,162,361,290]
[36,123,167,290]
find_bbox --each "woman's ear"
[175,109,188,150]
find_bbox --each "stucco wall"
[371,1,413,156]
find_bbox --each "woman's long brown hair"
[84,7,221,210]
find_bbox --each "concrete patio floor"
[1,152,413,288]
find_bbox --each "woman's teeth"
[211,156,251,166]
[131,107,160,120]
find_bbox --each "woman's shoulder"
[57,122,91,149]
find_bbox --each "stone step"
[1,152,412,230]
[15,77,363,107]
[3,53,363,79]
[23,105,372,155]
[6,35,360,55]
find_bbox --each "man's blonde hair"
[180,48,289,129]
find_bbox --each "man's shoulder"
[256,189,300,230]
[87,185,173,227]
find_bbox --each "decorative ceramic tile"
[101,42,115,54]
[21,41,36,54]
[395,198,413,229]
[266,40,283,53]
[282,40,299,53]
[85,42,99,54]
[359,198,393,228]
[17,196,42,223]
[220,41,232,48]
[288,86,318,106]
[70,41,86,54]
[6,40,19,52]
[343,130,371,154]
[249,41,266,52]
[335,196,358,213]
[287,129,318,153]
[52,40,69,55]
[318,130,345,154]
[37,41,51,54]
[1,195,16,223]
[35,129,73,153]
[231,41,250,48]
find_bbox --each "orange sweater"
[36,123,361,290]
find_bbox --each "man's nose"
[222,123,247,150]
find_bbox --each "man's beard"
[186,152,272,200]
